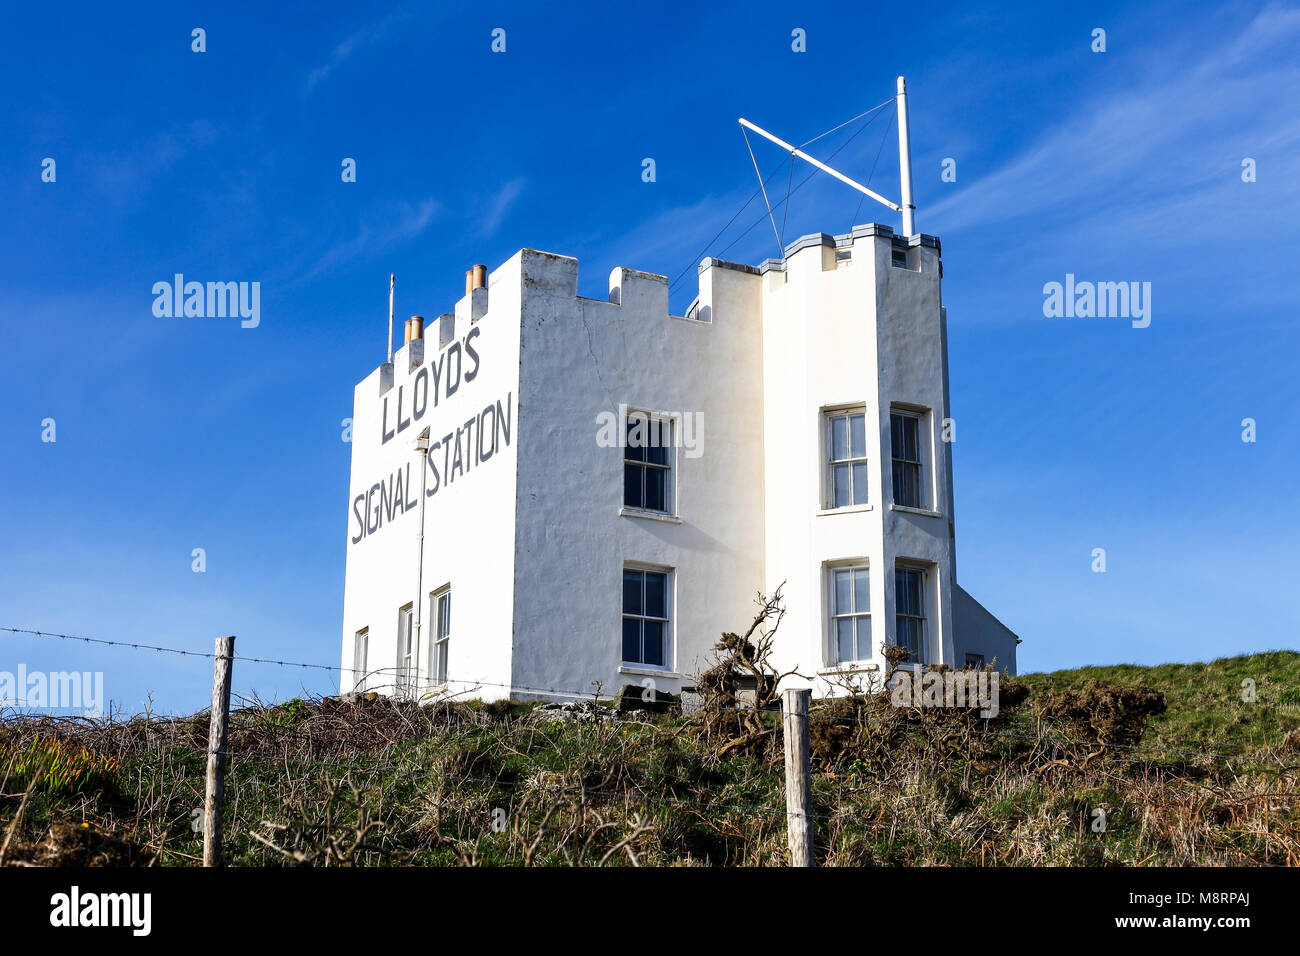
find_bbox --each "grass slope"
[2,652,1298,867]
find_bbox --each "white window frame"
[428,585,451,686]
[396,603,415,695]
[823,405,870,509]
[890,407,929,510]
[623,410,676,516]
[893,565,928,667]
[828,563,872,663]
[621,564,673,669]
[352,627,369,693]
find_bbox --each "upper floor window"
[830,564,871,662]
[826,408,868,508]
[624,412,673,513]
[622,567,669,667]
[895,567,927,665]
[890,411,924,509]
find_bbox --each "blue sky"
[2,0,1297,714]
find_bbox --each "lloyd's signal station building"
[339,79,1019,700]
[339,226,1019,700]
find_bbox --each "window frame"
[429,586,451,687]
[823,405,870,510]
[828,562,872,664]
[396,603,415,694]
[621,565,672,669]
[890,408,927,510]
[893,566,928,666]
[623,410,676,515]
[352,627,369,693]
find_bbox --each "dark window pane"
[896,569,923,615]
[625,417,646,461]
[904,417,920,460]
[647,440,669,467]
[644,571,667,619]
[897,617,922,663]
[893,461,919,508]
[892,414,919,461]
[624,463,643,508]
[644,467,666,511]
[642,620,664,666]
[890,414,905,460]
[623,569,643,615]
[622,618,642,662]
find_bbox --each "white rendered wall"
[509,250,767,698]
[340,227,1015,703]
[339,264,522,700]
[756,228,957,693]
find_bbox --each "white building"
[339,222,1019,702]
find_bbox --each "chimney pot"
[405,315,424,343]
[466,264,487,294]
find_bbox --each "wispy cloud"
[477,179,526,238]
[306,8,414,93]
[301,198,440,282]
[924,4,1300,246]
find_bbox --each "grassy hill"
[2,651,1298,867]
[1015,650,1300,754]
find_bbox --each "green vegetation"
[1016,651,1300,755]
[1,651,1297,867]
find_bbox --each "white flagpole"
[896,76,916,237]
[387,274,395,364]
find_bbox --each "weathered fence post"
[782,687,814,866]
[204,635,235,867]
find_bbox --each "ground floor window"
[352,627,368,693]
[430,587,451,685]
[895,567,927,664]
[830,564,871,662]
[622,567,669,666]
[396,603,414,693]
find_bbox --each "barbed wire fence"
[2,625,1298,868]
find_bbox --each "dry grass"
[1,649,1297,866]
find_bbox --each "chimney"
[465,264,487,295]
[404,315,424,344]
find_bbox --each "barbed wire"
[6,623,1300,770]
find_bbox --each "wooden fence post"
[204,635,235,867]
[782,687,814,866]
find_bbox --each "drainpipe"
[411,428,431,698]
